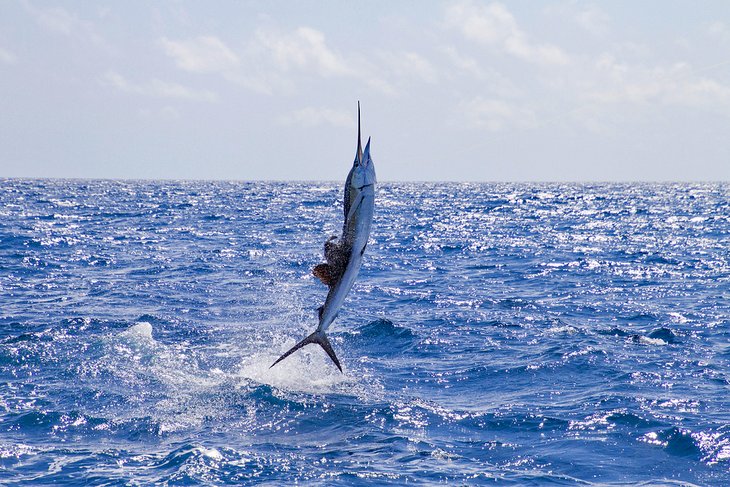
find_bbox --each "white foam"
[546,325,578,334]
[119,322,154,342]
[195,447,223,461]
[668,312,689,323]
[96,321,381,435]
[235,344,353,395]
[638,336,667,346]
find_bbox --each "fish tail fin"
[270,330,343,373]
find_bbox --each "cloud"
[574,5,610,36]
[441,46,522,97]
[708,21,730,44]
[22,1,108,48]
[250,27,444,96]
[160,27,357,95]
[159,36,240,73]
[441,46,485,78]
[161,26,419,96]
[460,96,537,131]
[278,107,353,128]
[587,55,730,110]
[0,47,16,64]
[24,2,78,35]
[378,51,438,83]
[545,3,610,37]
[102,71,218,102]
[252,27,354,77]
[445,1,569,66]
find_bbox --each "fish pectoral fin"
[344,192,364,224]
[313,263,335,286]
[269,330,342,373]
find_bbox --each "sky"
[1,1,729,182]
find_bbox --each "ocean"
[1,179,729,485]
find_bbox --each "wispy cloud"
[460,96,537,131]
[22,1,108,49]
[378,51,438,84]
[159,36,240,73]
[708,21,730,44]
[441,46,523,97]
[160,26,418,96]
[278,106,353,128]
[545,3,611,37]
[445,1,569,66]
[586,55,730,110]
[441,46,486,79]
[574,5,610,36]
[102,71,218,103]
[24,2,79,35]
[252,27,354,77]
[160,27,356,95]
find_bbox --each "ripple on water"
[1,180,729,485]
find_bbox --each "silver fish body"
[271,104,375,372]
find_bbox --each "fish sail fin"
[270,330,343,373]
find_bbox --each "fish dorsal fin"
[363,136,371,163]
[343,171,353,220]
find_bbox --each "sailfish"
[271,103,376,372]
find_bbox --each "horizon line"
[1,176,728,185]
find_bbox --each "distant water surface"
[1,179,729,485]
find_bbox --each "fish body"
[270,104,375,372]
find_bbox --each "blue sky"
[1,1,729,181]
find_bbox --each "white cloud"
[278,107,353,128]
[587,56,730,110]
[0,47,16,64]
[22,2,108,48]
[159,36,240,73]
[161,26,423,97]
[102,71,218,103]
[161,27,357,95]
[222,69,284,96]
[441,46,523,97]
[378,51,438,83]
[574,5,610,36]
[708,21,730,44]
[445,1,569,66]
[252,27,354,77]
[363,76,398,97]
[545,3,610,37]
[460,96,537,131]
[25,3,77,35]
[441,46,485,78]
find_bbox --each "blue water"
[1,179,729,485]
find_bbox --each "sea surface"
[1,179,729,485]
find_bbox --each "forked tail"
[270,330,342,372]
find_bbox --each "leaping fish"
[271,103,376,372]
